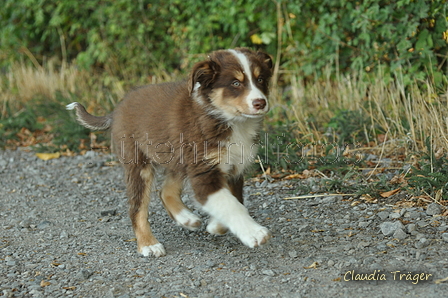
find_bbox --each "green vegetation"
[0,0,447,203]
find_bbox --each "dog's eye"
[232,80,241,87]
[257,77,264,83]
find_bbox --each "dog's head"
[190,48,273,121]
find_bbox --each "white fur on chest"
[219,119,260,176]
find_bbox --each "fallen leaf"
[333,277,341,282]
[77,252,87,256]
[284,173,305,180]
[62,286,76,290]
[35,152,60,161]
[360,194,378,203]
[390,175,406,185]
[435,148,444,159]
[380,188,401,198]
[125,238,136,242]
[434,276,448,284]
[40,280,51,287]
[303,262,319,269]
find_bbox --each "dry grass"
[1,60,447,154]
[269,69,448,153]
[0,60,126,118]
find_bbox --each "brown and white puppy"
[66,48,273,257]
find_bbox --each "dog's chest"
[219,121,259,176]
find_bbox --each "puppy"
[67,48,273,257]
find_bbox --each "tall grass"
[269,68,448,153]
[0,59,447,155]
[0,60,125,119]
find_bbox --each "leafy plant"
[1,0,446,85]
[326,109,370,145]
[407,137,448,198]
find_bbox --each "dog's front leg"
[205,176,244,236]
[191,171,270,248]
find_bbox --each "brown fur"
[67,48,273,255]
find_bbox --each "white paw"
[140,243,166,257]
[174,209,201,231]
[234,223,271,248]
[206,217,228,235]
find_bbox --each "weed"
[407,137,448,199]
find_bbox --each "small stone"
[394,221,405,230]
[416,220,427,228]
[37,221,52,229]
[298,224,310,232]
[259,180,268,188]
[133,282,145,288]
[415,238,430,249]
[288,250,298,258]
[135,269,145,275]
[322,196,336,203]
[377,211,390,220]
[19,219,32,228]
[358,221,370,228]
[438,225,448,232]
[441,234,448,242]
[29,289,43,297]
[415,233,426,240]
[261,269,276,276]
[380,222,397,236]
[393,228,408,240]
[100,209,117,216]
[327,260,335,267]
[389,212,401,219]
[76,269,93,280]
[357,241,370,249]
[407,224,417,234]
[426,203,442,216]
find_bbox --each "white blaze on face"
[228,50,268,116]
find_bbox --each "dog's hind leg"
[160,171,201,230]
[127,164,166,257]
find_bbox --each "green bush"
[0,0,275,78]
[0,0,446,84]
[282,0,447,85]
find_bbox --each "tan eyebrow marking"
[253,66,261,78]
[234,70,244,82]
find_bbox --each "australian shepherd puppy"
[67,48,273,257]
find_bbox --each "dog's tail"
[66,102,113,131]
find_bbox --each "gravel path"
[1,149,447,297]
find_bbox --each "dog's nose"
[252,98,266,110]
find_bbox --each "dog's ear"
[189,59,220,95]
[256,51,273,70]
